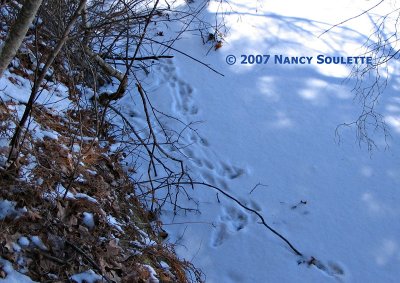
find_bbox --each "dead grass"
[0,10,203,281]
[0,97,203,283]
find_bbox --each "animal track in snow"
[223,206,249,231]
[203,159,215,170]
[177,81,198,115]
[201,169,216,184]
[158,60,247,184]
[290,200,310,215]
[200,137,210,147]
[299,257,346,280]
[158,60,251,248]
[211,206,249,247]
[158,59,199,116]
[219,161,246,179]
[316,260,346,280]
[211,222,229,247]
[238,197,263,212]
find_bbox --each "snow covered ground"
[1,0,400,282]
[139,0,400,282]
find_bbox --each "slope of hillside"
[0,6,202,280]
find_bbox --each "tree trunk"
[0,0,43,78]
[7,0,87,167]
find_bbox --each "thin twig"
[161,181,303,256]
[104,55,174,61]
[65,240,112,283]
[318,0,385,38]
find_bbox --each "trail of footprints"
[158,60,348,281]
[211,206,249,247]
[157,60,253,246]
[159,60,199,116]
[158,59,247,189]
[211,201,261,247]
[302,257,346,280]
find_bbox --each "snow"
[70,269,102,283]
[131,237,157,248]
[30,236,47,251]
[0,200,16,220]
[17,237,30,248]
[75,193,97,203]
[19,155,36,182]
[1,0,400,282]
[106,215,123,232]
[143,265,159,283]
[43,185,98,204]
[160,261,170,270]
[0,258,37,283]
[0,135,7,167]
[0,68,71,113]
[109,143,121,153]
[127,0,400,282]
[86,169,97,175]
[11,243,21,253]
[55,184,74,199]
[72,144,81,153]
[0,200,26,220]
[82,212,95,230]
[37,129,59,140]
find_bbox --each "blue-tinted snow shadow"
[153,2,400,281]
[194,4,400,281]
